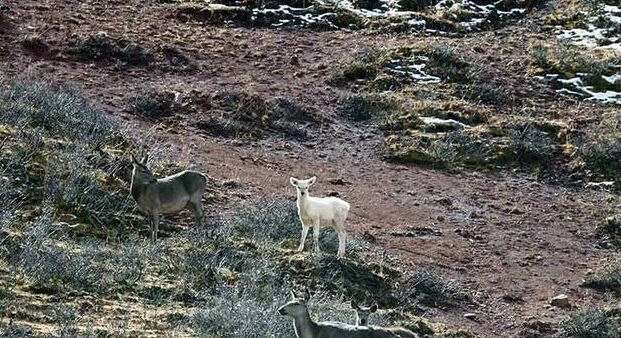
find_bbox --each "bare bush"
[220,196,299,243]
[399,269,469,306]
[191,285,293,337]
[0,79,122,149]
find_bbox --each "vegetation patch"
[583,259,621,294]
[330,45,472,90]
[125,89,176,119]
[67,33,154,66]
[338,93,399,121]
[196,90,315,139]
[596,214,621,249]
[398,268,469,307]
[530,43,621,104]
[558,308,621,338]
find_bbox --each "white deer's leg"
[337,230,346,258]
[152,213,160,243]
[312,219,321,254]
[298,225,310,252]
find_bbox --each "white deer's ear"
[290,177,298,186]
[141,154,149,164]
[308,176,316,185]
[351,300,359,310]
[289,290,296,300]
[370,304,377,313]
[130,154,139,164]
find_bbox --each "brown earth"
[1,0,619,337]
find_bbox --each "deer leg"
[193,200,204,227]
[337,230,346,258]
[149,216,155,243]
[312,219,321,255]
[152,212,160,243]
[298,224,310,252]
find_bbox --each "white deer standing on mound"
[290,176,350,258]
[278,289,419,338]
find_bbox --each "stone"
[550,294,571,309]
[464,313,477,320]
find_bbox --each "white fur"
[290,176,350,258]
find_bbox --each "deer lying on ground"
[290,176,350,257]
[278,289,419,338]
[351,300,377,326]
[130,154,207,242]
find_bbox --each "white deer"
[278,290,419,338]
[130,154,207,242]
[289,176,350,258]
[351,300,377,326]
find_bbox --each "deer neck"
[130,177,150,203]
[297,191,310,210]
[292,311,317,338]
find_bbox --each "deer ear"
[351,300,359,310]
[304,288,311,302]
[130,154,139,165]
[370,304,377,313]
[290,177,298,186]
[308,176,316,185]
[141,154,149,164]
[289,290,296,300]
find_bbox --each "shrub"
[339,93,397,121]
[207,90,313,139]
[400,269,468,306]
[501,126,553,165]
[13,213,146,294]
[0,79,136,238]
[21,35,48,52]
[596,215,621,248]
[584,260,621,294]
[458,83,512,105]
[125,90,175,119]
[578,135,621,182]
[428,45,472,83]
[221,196,299,244]
[328,49,381,87]
[559,308,621,338]
[190,285,293,337]
[0,79,122,149]
[69,33,154,66]
[397,0,437,11]
[530,43,618,79]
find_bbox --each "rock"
[550,294,571,309]
[328,177,349,185]
[326,191,340,197]
[464,313,477,320]
[419,116,469,132]
[290,55,300,66]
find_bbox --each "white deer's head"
[290,176,316,197]
[351,300,377,326]
[278,289,311,318]
[131,154,157,184]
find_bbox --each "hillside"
[1,0,621,337]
